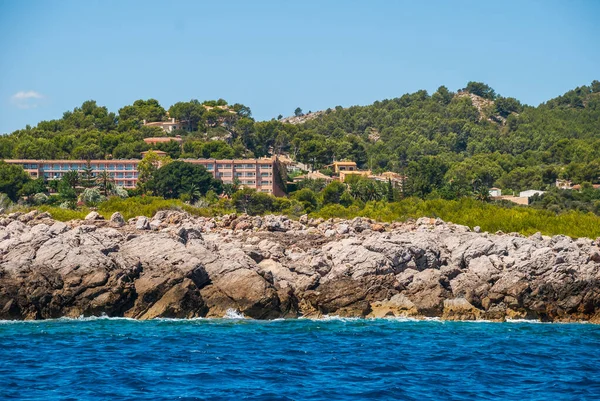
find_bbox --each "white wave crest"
[223,309,246,319]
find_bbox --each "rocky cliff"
[1,210,599,322]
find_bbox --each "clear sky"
[0,0,598,134]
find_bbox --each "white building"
[519,190,545,198]
[489,187,502,197]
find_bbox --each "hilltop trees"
[118,99,167,125]
[464,81,497,99]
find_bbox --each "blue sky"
[0,0,598,134]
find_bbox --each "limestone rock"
[0,214,598,322]
[110,212,125,227]
[85,211,103,221]
[135,216,150,230]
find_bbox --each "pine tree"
[80,160,96,188]
[387,178,394,202]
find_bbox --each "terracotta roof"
[143,137,183,143]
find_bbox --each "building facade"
[4,156,285,196]
[142,118,184,133]
[183,157,285,196]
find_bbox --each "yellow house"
[326,161,358,173]
[339,170,371,182]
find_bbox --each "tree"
[149,161,222,199]
[495,97,523,117]
[62,170,80,191]
[118,99,167,123]
[19,177,47,199]
[97,170,114,197]
[0,162,30,201]
[291,188,318,212]
[465,81,497,100]
[387,178,394,202]
[168,100,205,131]
[321,181,347,205]
[81,188,105,206]
[294,107,304,117]
[232,188,274,215]
[404,157,448,198]
[137,150,172,192]
[80,160,96,188]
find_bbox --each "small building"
[326,161,358,174]
[519,190,545,198]
[366,172,405,188]
[143,118,186,133]
[571,184,600,191]
[292,171,334,184]
[339,170,371,182]
[143,135,183,146]
[489,187,502,197]
[555,179,572,189]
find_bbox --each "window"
[217,164,223,169]
[222,172,232,177]
[53,164,59,170]
[235,172,242,177]
[206,164,214,170]
[260,164,272,169]
[246,172,255,177]
[117,164,124,170]
[261,181,270,186]
[261,172,270,177]
[245,180,255,185]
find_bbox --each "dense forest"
[1,80,599,216]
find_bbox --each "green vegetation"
[311,197,600,239]
[1,80,600,237]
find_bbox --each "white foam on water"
[223,308,246,319]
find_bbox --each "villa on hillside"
[142,118,185,133]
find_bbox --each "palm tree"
[97,170,114,197]
[186,184,202,204]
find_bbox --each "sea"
[1,314,599,400]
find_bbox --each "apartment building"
[183,156,285,196]
[5,160,139,188]
[4,156,285,196]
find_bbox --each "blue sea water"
[1,317,599,401]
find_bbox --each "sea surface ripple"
[1,317,599,400]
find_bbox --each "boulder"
[85,211,103,221]
[110,212,126,227]
[135,216,150,230]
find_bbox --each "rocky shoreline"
[1,210,599,323]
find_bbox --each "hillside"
[1,80,599,200]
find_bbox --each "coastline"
[1,209,600,323]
